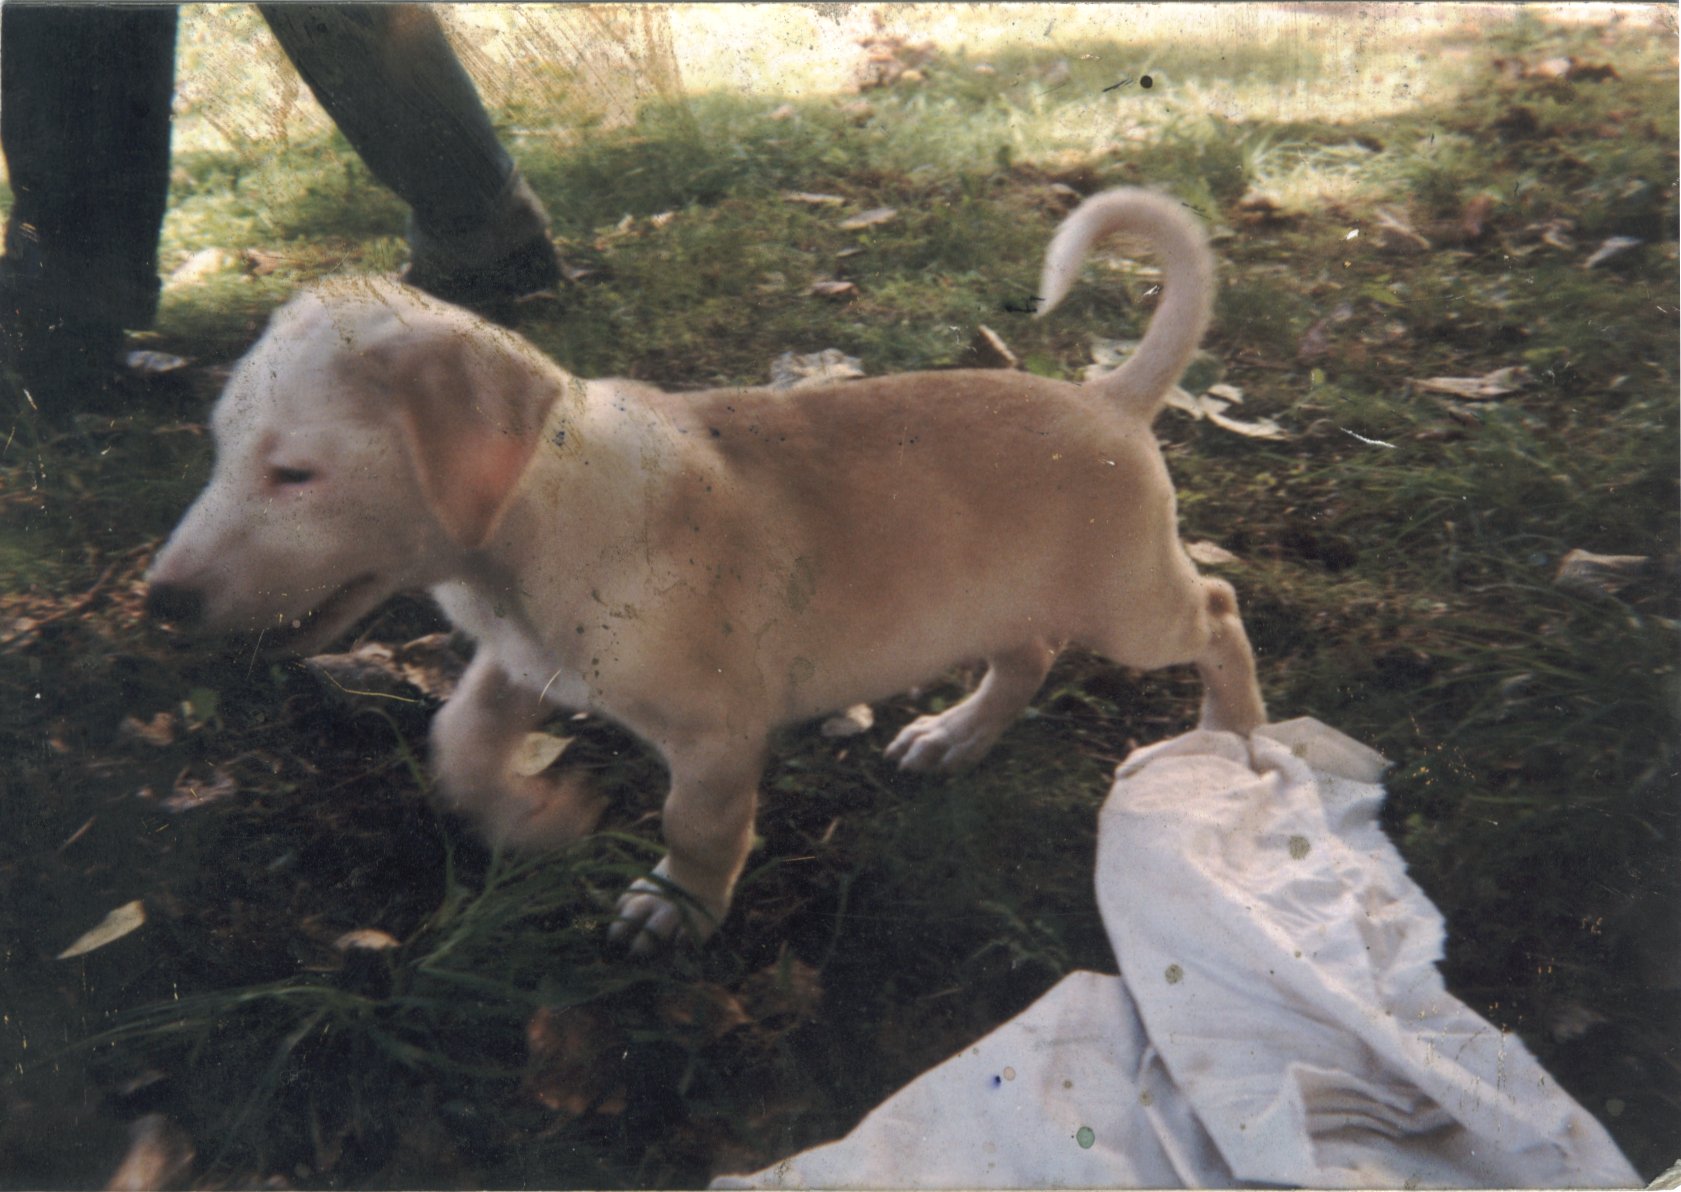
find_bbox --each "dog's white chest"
[432,580,592,709]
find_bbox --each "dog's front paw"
[884,711,999,772]
[456,771,607,853]
[609,859,722,955]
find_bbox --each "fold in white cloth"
[715,718,1638,1189]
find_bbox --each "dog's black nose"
[145,581,206,628]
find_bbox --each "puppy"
[146,188,1266,952]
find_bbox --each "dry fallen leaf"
[335,929,401,953]
[1413,367,1531,400]
[821,704,875,739]
[659,982,753,1042]
[165,246,236,286]
[1205,406,1288,440]
[1038,181,1083,214]
[59,900,147,959]
[241,247,289,276]
[769,349,866,390]
[1165,387,1288,440]
[1084,336,1141,378]
[118,711,178,747]
[124,350,190,376]
[1554,548,1650,597]
[306,643,407,700]
[393,632,467,700]
[307,634,466,703]
[958,325,1020,370]
[1160,386,1204,412]
[511,731,574,777]
[163,765,239,813]
[1531,219,1577,252]
[808,279,859,300]
[1584,236,1641,269]
[838,206,898,231]
[1087,340,1282,439]
[1186,541,1239,566]
[525,1004,629,1118]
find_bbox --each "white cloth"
[714,718,1638,1189]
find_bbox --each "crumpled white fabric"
[714,717,1638,1189]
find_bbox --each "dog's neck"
[432,375,689,667]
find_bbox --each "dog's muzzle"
[144,581,207,629]
[145,572,384,655]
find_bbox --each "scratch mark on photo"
[1341,427,1398,450]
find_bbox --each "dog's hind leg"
[885,639,1058,772]
[1190,578,1266,735]
[431,658,606,849]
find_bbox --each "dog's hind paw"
[884,711,1001,772]
[609,861,719,955]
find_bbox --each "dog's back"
[616,362,1192,725]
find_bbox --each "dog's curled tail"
[1035,188,1215,419]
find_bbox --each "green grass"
[2,5,1676,1185]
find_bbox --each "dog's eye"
[269,465,316,488]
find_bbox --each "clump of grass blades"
[71,835,706,1180]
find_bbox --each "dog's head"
[145,278,565,654]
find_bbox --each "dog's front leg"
[431,657,606,849]
[611,730,766,954]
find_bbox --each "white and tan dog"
[146,188,1265,951]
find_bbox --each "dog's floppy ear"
[368,322,563,549]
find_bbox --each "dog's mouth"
[261,573,385,655]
